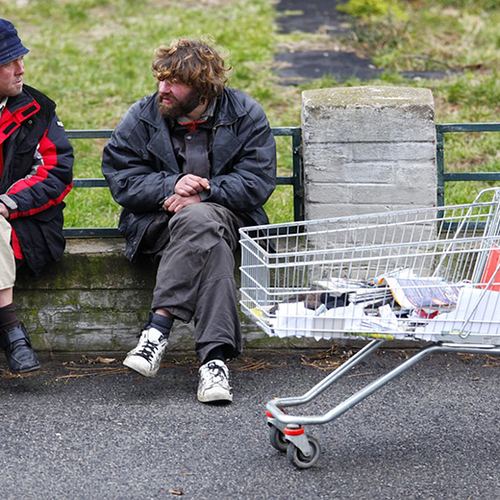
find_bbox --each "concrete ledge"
[14,239,336,354]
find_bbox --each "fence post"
[301,86,437,220]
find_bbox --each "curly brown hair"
[152,38,230,101]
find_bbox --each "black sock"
[205,346,226,363]
[0,303,21,332]
[148,312,173,338]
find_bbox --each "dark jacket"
[0,85,74,274]
[102,87,276,261]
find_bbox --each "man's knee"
[0,218,15,290]
[168,204,223,239]
[170,203,214,227]
[0,216,11,241]
[167,204,240,251]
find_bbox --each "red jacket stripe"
[8,131,56,195]
[0,102,40,145]
[8,183,72,219]
[10,226,23,260]
[7,130,73,219]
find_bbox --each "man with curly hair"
[102,38,276,403]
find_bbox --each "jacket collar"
[0,88,40,144]
[137,94,177,167]
[138,92,164,129]
[212,88,247,125]
[5,86,38,114]
[136,88,247,170]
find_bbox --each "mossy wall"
[14,239,332,354]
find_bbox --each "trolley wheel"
[286,436,321,469]
[269,425,288,453]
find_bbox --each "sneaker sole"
[197,391,233,403]
[123,356,159,377]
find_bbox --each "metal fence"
[65,122,500,238]
[436,122,500,207]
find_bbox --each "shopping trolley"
[239,188,500,469]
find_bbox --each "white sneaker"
[123,327,168,377]
[197,360,233,403]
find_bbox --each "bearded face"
[157,80,203,120]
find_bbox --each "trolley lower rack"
[240,189,500,469]
[265,340,500,469]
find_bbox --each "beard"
[157,88,203,120]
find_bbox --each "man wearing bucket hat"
[0,19,73,373]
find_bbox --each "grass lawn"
[4,0,500,227]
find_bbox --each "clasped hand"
[163,174,210,213]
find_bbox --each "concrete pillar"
[301,86,437,220]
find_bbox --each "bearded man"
[101,38,276,403]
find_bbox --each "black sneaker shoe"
[1,324,41,374]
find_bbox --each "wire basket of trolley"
[239,188,500,469]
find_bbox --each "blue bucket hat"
[0,19,29,66]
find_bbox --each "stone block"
[302,86,435,143]
[305,183,352,204]
[305,159,395,184]
[305,203,425,221]
[301,86,437,221]
[303,142,436,165]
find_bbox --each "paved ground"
[1,346,500,499]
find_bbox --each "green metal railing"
[64,126,303,238]
[436,122,500,207]
[65,122,500,237]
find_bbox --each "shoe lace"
[137,339,161,362]
[203,362,229,387]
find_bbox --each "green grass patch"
[5,0,292,228]
[5,0,500,228]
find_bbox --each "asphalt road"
[1,347,499,499]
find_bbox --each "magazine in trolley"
[239,188,500,469]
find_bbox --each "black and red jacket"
[0,85,73,274]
